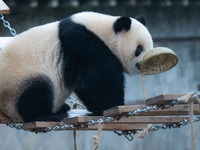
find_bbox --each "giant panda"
[0,11,153,123]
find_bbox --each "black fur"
[135,45,143,57]
[59,103,71,113]
[135,15,146,26]
[59,18,125,116]
[113,17,132,34]
[17,76,66,122]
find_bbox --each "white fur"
[0,22,71,122]
[72,11,153,74]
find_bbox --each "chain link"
[6,117,115,133]
[7,123,29,131]
[114,116,200,141]
[0,14,17,36]
[127,97,184,116]
[6,92,200,136]
[149,117,200,132]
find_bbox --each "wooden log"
[64,116,189,125]
[146,93,186,106]
[23,121,147,131]
[0,0,10,14]
[103,105,200,117]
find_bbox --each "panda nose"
[136,62,141,70]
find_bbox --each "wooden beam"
[0,0,10,14]
[111,116,189,124]
[63,116,102,124]
[23,122,64,130]
[103,105,200,117]
[63,116,189,124]
[145,93,186,106]
[23,121,147,131]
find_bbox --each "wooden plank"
[103,105,200,117]
[0,0,10,14]
[23,122,64,130]
[112,116,189,124]
[23,121,147,131]
[0,111,12,123]
[0,37,12,48]
[63,116,102,124]
[64,116,189,125]
[145,93,186,106]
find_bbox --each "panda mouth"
[136,62,141,71]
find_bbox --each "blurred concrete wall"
[0,4,200,150]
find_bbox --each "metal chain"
[126,99,181,116]
[114,92,200,140]
[6,92,200,135]
[0,14,17,36]
[42,117,115,132]
[6,116,115,133]
[114,116,200,141]
[149,117,200,132]
[7,123,29,132]
[126,91,200,117]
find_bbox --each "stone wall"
[0,4,200,150]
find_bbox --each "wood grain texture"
[63,116,102,124]
[0,0,10,14]
[145,93,186,105]
[23,121,147,131]
[64,116,189,124]
[103,105,200,117]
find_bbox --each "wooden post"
[0,0,10,14]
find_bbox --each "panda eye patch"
[135,45,143,57]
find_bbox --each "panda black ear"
[135,15,146,26]
[113,17,132,34]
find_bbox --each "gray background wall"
[0,1,200,150]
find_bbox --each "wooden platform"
[0,0,10,14]
[63,116,190,124]
[23,122,148,131]
[0,91,199,131]
[146,93,185,106]
[103,105,200,117]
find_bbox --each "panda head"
[112,15,153,75]
[72,12,153,75]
